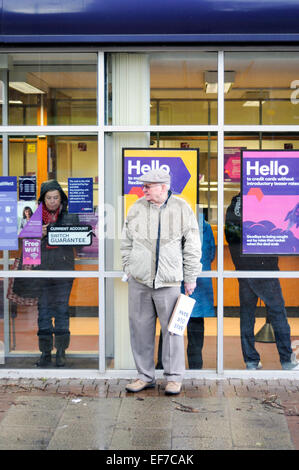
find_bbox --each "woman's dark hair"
[23,206,33,218]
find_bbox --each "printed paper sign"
[241,150,299,255]
[22,239,41,265]
[19,176,36,201]
[47,225,93,246]
[27,144,36,153]
[224,147,244,182]
[168,294,196,336]
[68,178,93,214]
[123,148,199,215]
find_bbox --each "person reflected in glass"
[36,180,79,368]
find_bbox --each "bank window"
[223,277,299,370]
[225,52,299,125]
[6,53,97,125]
[223,132,299,273]
[3,276,99,369]
[105,277,217,372]
[8,135,98,272]
[105,131,218,272]
[0,133,99,369]
[106,52,217,126]
[223,132,299,370]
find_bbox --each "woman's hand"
[42,224,49,238]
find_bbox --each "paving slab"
[228,398,294,450]
[0,378,297,450]
[171,397,230,439]
[0,425,53,450]
[48,398,121,450]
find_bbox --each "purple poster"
[22,239,41,265]
[242,150,299,255]
[18,203,42,238]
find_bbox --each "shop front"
[0,1,299,377]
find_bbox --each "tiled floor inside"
[1,314,299,370]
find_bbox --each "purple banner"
[242,150,299,255]
[0,177,18,250]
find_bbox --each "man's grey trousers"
[128,277,185,383]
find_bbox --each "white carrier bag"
[168,294,196,336]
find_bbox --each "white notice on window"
[47,225,93,246]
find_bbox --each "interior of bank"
[0,51,298,370]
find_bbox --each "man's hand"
[184,282,196,296]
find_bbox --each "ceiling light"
[243,101,265,107]
[9,82,45,94]
[242,91,269,107]
[205,83,218,94]
[204,71,235,94]
[0,100,23,104]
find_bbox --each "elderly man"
[121,168,202,395]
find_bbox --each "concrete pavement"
[0,377,299,450]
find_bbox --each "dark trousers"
[157,317,205,370]
[37,278,73,336]
[187,317,204,369]
[238,278,292,365]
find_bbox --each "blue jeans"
[238,278,292,365]
[37,279,73,336]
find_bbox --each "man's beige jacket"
[121,194,202,289]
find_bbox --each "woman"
[184,216,216,369]
[36,179,79,367]
[20,206,33,229]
